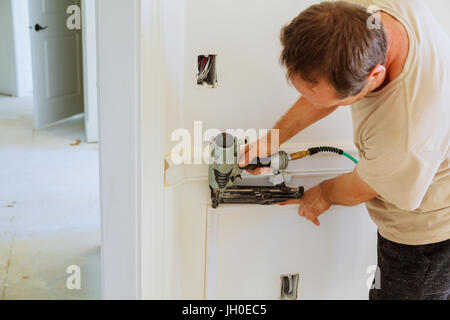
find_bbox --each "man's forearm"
[272,97,338,145]
[243,97,337,161]
[320,170,379,207]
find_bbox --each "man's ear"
[368,65,386,85]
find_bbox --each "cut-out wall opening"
[197,55,217,88]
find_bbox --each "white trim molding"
[98,0,165,300]
[97,0,142,299]
[140,0,166,300]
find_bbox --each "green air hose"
[342,151,359,165]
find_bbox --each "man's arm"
[274,96,338,146]
[280,169,379,226]
[321,170,379,206]
[240,96,338,171]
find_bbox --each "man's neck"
[375,12,409,91]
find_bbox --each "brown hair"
[280,1,387,98]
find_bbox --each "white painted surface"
[160,0,365,300]
[97,0,142,300]
[11,0,33,96]
[96,0,168,300]
[180,0,353,144]
[0,0,17,96]
[140,0,167,300]
[28,0,84,128]
[93,0,450,300]
[82,0,98,143]
[426,0,450,36]
[158,0,450,300]
[0,96,100,300]
[206,176,377,300]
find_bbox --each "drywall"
[164,146,373,299]
[164,0,450,150]
[165,0,354,147]
[426,0,450,36]
[161,0,374,300]
[161,0,450,300]
[0,0,17,96]
[206,189,377,300]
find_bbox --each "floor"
[0,95,101,300]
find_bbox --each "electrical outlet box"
[280,274,299,300]
[197,55,217,88]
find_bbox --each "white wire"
[198,56,213,82]
[198,58,210,81]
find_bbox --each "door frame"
[97,0,166,300]
[81,0,98,143]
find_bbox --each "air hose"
[241,146,359,172]
[290,146,359,165]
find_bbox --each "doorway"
[0,0,101,300]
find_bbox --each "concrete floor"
[0,95,101,300]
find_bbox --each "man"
[240,0,449,300]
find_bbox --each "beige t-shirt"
[349,0,450,245]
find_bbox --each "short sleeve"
[356,148,445,211]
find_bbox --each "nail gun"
[208,133,358,208]
[209,133,303,208]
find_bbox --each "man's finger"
[278,200,301,206]
[304,211,320,226]
[240,143,252,157]
[298,206,305,217]
[246,168,263,176]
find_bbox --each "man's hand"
[279,170,378,226]
[239,134,278,175]
[279,184,331,226]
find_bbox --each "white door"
[28,0,84,128]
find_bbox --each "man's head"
[280,1,388,107]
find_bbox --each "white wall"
[0,0,17,96]
[11,0,33,96]
[181,0,353,145]
[92,0,450,300]
[147,0,450,300]
[425,0,450,36]
[161,0,377,300]
[206,192,376,300]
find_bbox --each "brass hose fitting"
[289,150,310,161]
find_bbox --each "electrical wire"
[197,55,214,83]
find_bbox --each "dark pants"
[369,232,450,300]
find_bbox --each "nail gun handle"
[241,157,272,171]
